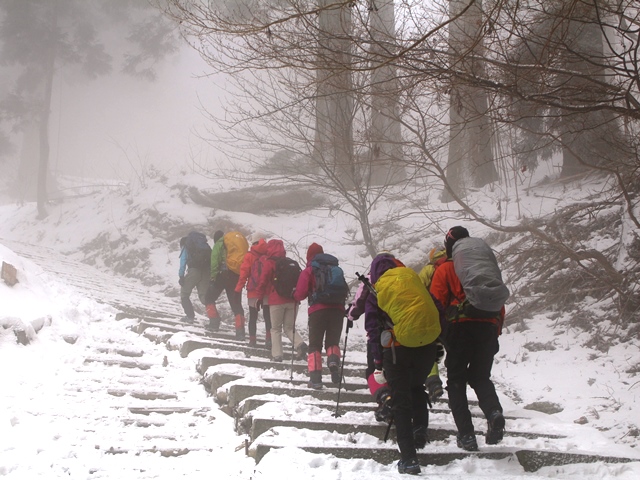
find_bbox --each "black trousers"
[206,270,244,316]
[307,308,344,354]
[248,305,272,338]
[383,343,437,461]
[444,321,502,436]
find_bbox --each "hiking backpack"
[272,257,302,299]
[451,237,510,316]
[247,255,263,291]
[418,248,447,290]
[224,231,249,275]
[184,231,211,270]
[375,266,441,348]
[310,253,350,305]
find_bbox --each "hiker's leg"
[247,301,258,341]
[445,324,475,436]
[384,346,416,461]
[180,269,199,318]
[269,304,285,359]
[263,303,272,346]
[468,324,502,417]
[307,311,324,355]
[324,309,344,365]
[225,272,244,317]
[410,344,436,433]
[283,303,304,349]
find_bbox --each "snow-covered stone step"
[224,382,374,408]
[252,442,638,472]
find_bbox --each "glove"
[256,298,263,312]
[373,369,386,385]
[178,277,185,286]
[436,342,445,362]
[346,320,354,330]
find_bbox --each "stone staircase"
[5,239,639,473]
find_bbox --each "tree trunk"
[443,0,497,202]
[37,1,58,219]
[314,0,355,188]
[368,0,405,186]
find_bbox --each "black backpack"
[272,257,302,299]
[310,253,349,305]
[183,231,211,270]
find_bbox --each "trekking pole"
[384,416,394,442]
[355,272,377,297]
[333,316,351,418]
[290,302,298,382]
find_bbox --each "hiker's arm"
[293,267,311,302]
[178,248,187,279]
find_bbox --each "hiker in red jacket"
[255,239,307,362]
[235,237,272,348]
[430,226,505,452]
[294,243,346,389]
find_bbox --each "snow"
[1,174,640,478]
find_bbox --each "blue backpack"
[184,231,211,270]
[310,253,349,305]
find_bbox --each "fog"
[47,45,225,181]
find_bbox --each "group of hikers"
[178,226,509,475]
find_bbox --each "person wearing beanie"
[430,226,505,453]
[294,243,347,389]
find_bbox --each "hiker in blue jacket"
[178,233,214,324]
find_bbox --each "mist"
[48,46,225,181]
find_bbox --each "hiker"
[418,247,449,401]
[294,243,349,389]
[255,238,307,363]
[178,231,215,324]
[429,226,507,452]
[235,237,272,348]
[370,253,441,475]
[207,230,249,339]
[347,255,401,423]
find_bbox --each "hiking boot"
[374,393,393,423]
[486,410,505,445]
[272,356,283,363]
[263,339,272,350]
[397,457,420,475]
[413,425,428,450]
[308,380,323,390]
[248,336,257,348]
[456,433,478,452]
[206,318,220,332]
[180,316,195,324]
[295,342,308,361]
[426,375,444,402]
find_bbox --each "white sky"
[1,172,640,478]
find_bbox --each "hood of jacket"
[370,254,402,284]
[250,238,268,256]
[266,238,286,258]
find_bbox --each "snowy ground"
[1,173,640,478]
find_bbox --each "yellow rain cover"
[224,231,249,274]
[376,267,441,347]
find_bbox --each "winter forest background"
[1,0,640,456]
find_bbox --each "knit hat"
[444,226,469,258]
[306,242,324,263]
[213,230,224,243]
